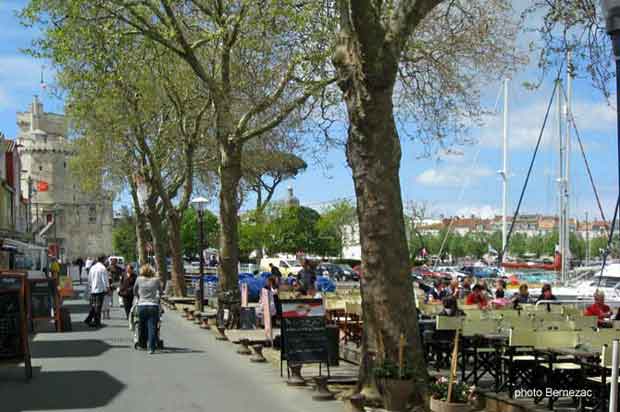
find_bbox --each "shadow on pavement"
[65,303,93,314]
[0,370,125,412]
[32,339,127,358]
[154,347,205,354]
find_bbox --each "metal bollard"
[237,339,252,355]
[311,376,335,401]
[250,344,267,363]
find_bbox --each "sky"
[1,0,619,222]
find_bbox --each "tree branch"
[387,0,443,53]
[235,61,296,135]
[239,77,337,143]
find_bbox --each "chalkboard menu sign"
[0,293,22,358]
[0,272,32,380]
[29,280,53,319]
[280,299,328,365]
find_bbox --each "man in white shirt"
[84,256,109,327]
[84,257,94,279]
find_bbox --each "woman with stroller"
[133,265,161,354]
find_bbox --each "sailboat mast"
[557,78,566,282]
[564,51,573,281]
[502,78,509,257]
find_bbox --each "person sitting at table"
[465,284,488,309]
[494,279,507,299]
[584,290,612,327]
[427,280,449,303]
[535,283,557,312]
[511,284,532,309]
[438,296,465,316]
[447,279,461,297]
[460,276,473,298]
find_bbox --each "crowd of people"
[424,275,620,327]
[83,256,162,354]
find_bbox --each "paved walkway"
[1,294,344,412]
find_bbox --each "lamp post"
[191,197,209,312]
[602,4,620,412]
[603,0,620,210]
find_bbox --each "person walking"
[119,265,138,319]
[269,263,282,284]
[133,265,161,354]
[84,257,93,284]
[84,256,109,328]
[75,257,84,284]
[108,258,123,307]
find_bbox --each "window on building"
[88,205,97,224]
[39,165,42,171]
[63,162,66,168]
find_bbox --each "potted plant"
[429,376,476,412]
[372,359,416,411]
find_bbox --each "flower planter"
[379,379,414,411]
[430,397,472,412]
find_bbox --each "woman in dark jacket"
[119,265,138,319]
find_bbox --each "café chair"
[503,328,541,399]
[534,331,582,410]
[583,344,620,412]
[460,320,503,388]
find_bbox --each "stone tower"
[16,96,113,261]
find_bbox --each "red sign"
[48,244,59,258]
[37,181,49,192]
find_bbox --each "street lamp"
[191,196,209,312]
[603,0,620,195]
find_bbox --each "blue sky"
[1,0,618,221]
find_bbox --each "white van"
[259,257,303,277]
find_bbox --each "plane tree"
[24,0,338,311]
[331,0,523,404]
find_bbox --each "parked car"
[259,257,303,277]
[352,264,363,279]
[336,263,360,281]
[316,262,345,281]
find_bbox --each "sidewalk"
[0,293,344,412]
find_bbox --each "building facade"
[16,96,113,262]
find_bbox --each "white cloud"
[415,166,493,188]
[473,92,616,151]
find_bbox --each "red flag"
[37,181,49,192]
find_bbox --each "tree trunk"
[135,211,148,266]
[167,211,187,297]
[217,137,242,326]
[336,33,427,405]
[146,207,169,287]
[346,88,427,401]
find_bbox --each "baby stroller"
[129,304,164,350]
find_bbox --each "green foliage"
[112,211,138,262]
[181,208,219,259]
[266,205,322,255]
[408,229,604,262]
[316,200,357,258]
[238,203,349,258]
